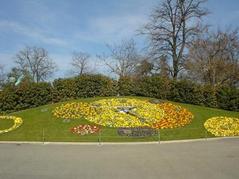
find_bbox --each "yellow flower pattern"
[0,116,23,134]
[53,98,194,129]
[204,117,239,137]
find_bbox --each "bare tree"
[99,39,140,78]
[143,0,208,79]
[71,52,91,76]
[186,29,239,86]
[134,58,154,78]
[15,46,57,83]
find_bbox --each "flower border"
[0,116,23,134]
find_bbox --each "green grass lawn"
[0,96,238,142]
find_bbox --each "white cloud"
[0,20,67,46]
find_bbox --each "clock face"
[53,98,193,129]
[86,98,165,128]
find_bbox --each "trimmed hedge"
[0,74,238,113]
[52,74,117,102]
[134,76,171,99]
[216,86,239,111]
[0,82,52,113]
[119,77,238,111]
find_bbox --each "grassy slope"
[0,96,238,142]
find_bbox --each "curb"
[0,136,239,146]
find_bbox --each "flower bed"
[204,116,239,137]
[53,102,97,119]
[153,103,193,129]
[86,98,164,128]
[70,125,100,136]
[0,116,23,134]
[52,98,194,130]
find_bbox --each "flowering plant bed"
[0,116,23,134]
[53,98,194,130]
[153,103,193,129]
[204,116,239,137]
[53,102,96,119]
[70,125,101,136]
[85,98,165,128]
[1,97,238,142]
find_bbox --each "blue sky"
[0,0,239,78]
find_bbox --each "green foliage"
[52,78,77,102]
[52,74,117,102]
[216,86,239,112]
[118,77,136,96]
[0,74,238,113]
[74,74,117,98]
[135,76,171,99]
[168,80,204,105]
[0,82,52,113]
[0,85,18,113]
[201,85,217,108]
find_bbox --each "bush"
[52,78,77,102]
[168,80,204,105]
[0,74,238,113]
[74,74,117,98]
[0,85,18,113]
[0,82,52,113]
[135,76,171,99]
[201,85,217,108]
[15,82,52,110]
[118,77,136,96]
[216,86,239,111]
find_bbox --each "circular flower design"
[86,98,164,128]
[153,103,193,129]
[71,125,100,136]
[52,98,193,129]
[204,116,239,137]
[0,116,23,134]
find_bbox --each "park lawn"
[0,96,238,142]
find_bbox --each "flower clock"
[53,98,194,130]
[87,98,165,128]
[204,116,239,137]
[71,125,100,136]
[0,116,23,134]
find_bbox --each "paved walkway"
[0,138,239,179]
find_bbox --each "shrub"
[52,78,77,102]
[74,74,117,98]
[201,85,217,108]
[118,77,136,96]
[0,82,52,113]
[216,86,239,111]
[168,80,204,105]
[135,76,171,99]
[0,85,18,113]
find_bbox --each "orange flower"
[153,103,193,129]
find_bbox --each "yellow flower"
[204,116,239,137]
[0,116,23,134]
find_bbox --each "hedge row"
[0,74,238,113]
[0,74,117,113]
[118,76,239,111]
[0,82,52,113]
